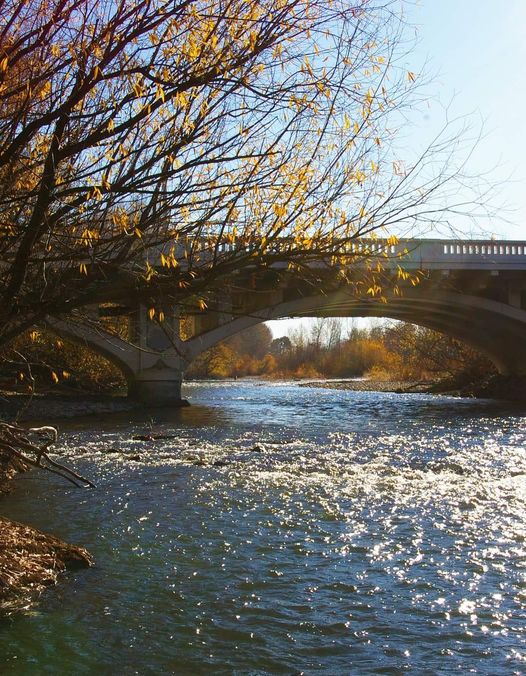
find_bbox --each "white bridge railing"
[440,241,526,257]
[381,239,526,271]
[160,237,526,271]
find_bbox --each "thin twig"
[0,423,94,488]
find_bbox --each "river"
[1,381,525,674]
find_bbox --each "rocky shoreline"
[0,461,94,615]
[299,374,526,401]
[298,379,433,394]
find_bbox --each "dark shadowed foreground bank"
[0,390,139,422]
[0,516,93,614]
[0,422,94,615]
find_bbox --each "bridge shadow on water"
[56,401,229,433]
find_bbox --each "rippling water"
[1,381,526,674]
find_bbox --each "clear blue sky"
[268,1,526,337]
[403,0,526,238]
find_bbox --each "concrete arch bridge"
[48,239,526,404]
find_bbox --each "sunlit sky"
[405,0,526,236]
[268,0,526,338]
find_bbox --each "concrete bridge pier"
[125,303,190,406]
[47,304,191,407]
[127,366,187,406]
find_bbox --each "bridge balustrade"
[441,242,526,257]
[151,236,526,273]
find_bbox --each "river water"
[1,381,526,674]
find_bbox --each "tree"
[309,318,344,350]
[187,343,238,379]
[0,0,477,350]
[225,324,272,360]
[270,336,292,357]
[380,321,495,380]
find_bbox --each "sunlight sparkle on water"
[1,382,525,673]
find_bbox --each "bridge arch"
[45,318,140,382]
[185,290,526,376]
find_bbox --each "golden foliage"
[5,329,126,392]
[0,0,446,349]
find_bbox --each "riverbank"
[0,515,93,615]
[299,374,526,401]
[429,373,526,401]
[298,378,433,394]
[0,420,94,616]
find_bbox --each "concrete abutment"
[47,306,192,407]
[127,371,188,406]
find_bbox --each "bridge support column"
[126,304,190,406]
[127,367,187,406]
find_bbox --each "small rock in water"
[429,461,466,475]
[213,459,229,467]
[442,462,466,475]
[128,454,142,462]
[132,434,178,442]
[250,445,264,453]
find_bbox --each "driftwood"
[0,424,94,615]
[0,516,94,614]
[0,423,94,488]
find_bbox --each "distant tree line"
[187,324,277,379]
[188,319,494,382]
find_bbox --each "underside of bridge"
[189,289,526,374]
[46,269,526,405]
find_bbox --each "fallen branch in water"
[0,423,94,488]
